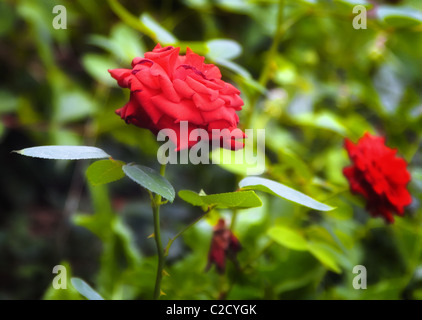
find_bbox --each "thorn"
[160,290,166,296]
[162,269,170,277]
[147,233,155,239]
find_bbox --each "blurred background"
[1,0,422,300]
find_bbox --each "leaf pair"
[85,159,176,202]
[14,146,175,202]
[180,177,334,211]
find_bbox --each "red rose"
[108,44,245,151]
[205,218,241,274]
[343,132,412,223]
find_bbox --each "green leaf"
[88,23,145,64]
[216,0,252,13]
[292,111,348,136]
[86,159,126,186]
[82,54,119,86]
[334,0,371,6]
[307,242,342,274]
[210,146,266,176]
[377,6,422,27]
[208,58,267,94]
[13,146,111,160]
[212,57,251,78]
[54,90,96,123]
[140,13,177,44]
[112,218,143,266]
[71,278,104,300]
[122,164,175,202]
[0,90,18,113]
[218,59,267,91]
[0,2,14,37]
[178,190,205,206]
[206,39,242,60]
[238,177,334,211]
[110,23,146,62]
[183,0,211,10]
[373,64,404,114]
[299,0,317,4]
[267,226,308,251]
[178,190,262,209]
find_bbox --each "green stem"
[258,0,284,87]
[107,0,165,44]
[244,0,284,129]
[164,207,212,256]
[151,164,167,300]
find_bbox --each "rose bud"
[205,218,241,274]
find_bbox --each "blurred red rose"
[206,218,241,274]
[109,44,245,151]
[343,132,412,223]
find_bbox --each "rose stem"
[151,163,167,300]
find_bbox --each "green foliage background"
[1,0,422,300]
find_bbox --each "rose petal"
[108,68,132,88]
[186,76,219,100]
[150,94,204,125]
[192,94,225,111]
[134,67,161,90]
[131,90,163,124]
[220,94,244,109]
[173,78,196,99]
[200,106,238,126]
[145,45,180,77]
